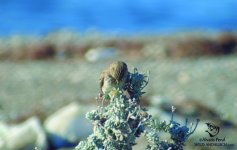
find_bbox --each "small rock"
[150,96,235,128]
[0,117,47,150]
[44,102,94,149]
[85,47,120,62]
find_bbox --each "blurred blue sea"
[0,0,237,35]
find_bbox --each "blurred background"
[0,0,237,150]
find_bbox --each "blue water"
[0,0,237,35]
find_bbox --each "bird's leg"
[98,92,104,101]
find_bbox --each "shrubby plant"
[75,64,199,150]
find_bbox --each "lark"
[99,61,129,99]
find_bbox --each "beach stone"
[0,117,47,150]
[44,102,94,148]
[85,47,120,62]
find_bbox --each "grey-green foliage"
[75,68,199,150]
[145,106,199,150]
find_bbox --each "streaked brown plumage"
[99,61,129,96]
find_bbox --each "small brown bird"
[99,61,129,98]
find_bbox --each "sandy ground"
[0,33,237,149]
